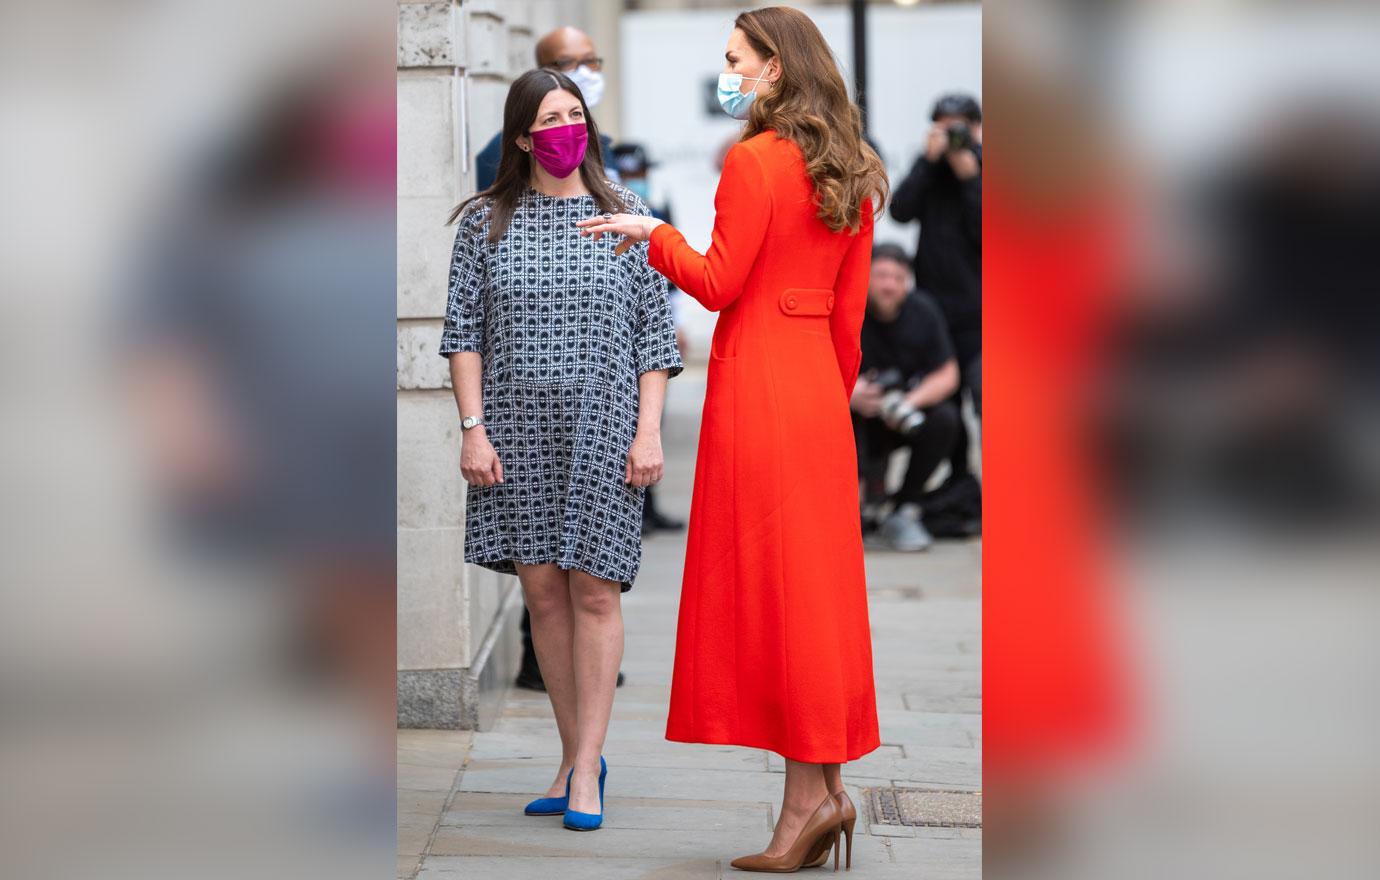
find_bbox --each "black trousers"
[519,606,538,674]
[949,325,981,476]
[854,399,961,506]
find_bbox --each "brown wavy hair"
[735,6,888,233]
[446,68,627,241]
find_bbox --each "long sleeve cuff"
[841,349,862,399]
[647,222,682,277]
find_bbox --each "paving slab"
[440,791,773,832]
[418,855,723,879]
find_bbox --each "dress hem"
[468,555,633,593]
[664,729,882,765]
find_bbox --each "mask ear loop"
[755,58,778,87]
[740,67,775,90]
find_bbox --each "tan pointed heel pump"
[730,793,843,873]
[804,790,856,869]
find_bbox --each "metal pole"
[851,0,868,137]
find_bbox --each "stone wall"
[396,0,592,729]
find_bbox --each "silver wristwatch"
[460,415,486,431]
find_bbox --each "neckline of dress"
[524,187,594,202]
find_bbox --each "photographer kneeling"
[852,244,961,551]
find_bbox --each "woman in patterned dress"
[438,69,683,830]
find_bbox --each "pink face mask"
[527,122,588,179]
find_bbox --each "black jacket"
[889,147,981,332]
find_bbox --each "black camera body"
[947,122,974,154]
[871,368,927,437]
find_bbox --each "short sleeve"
[121,205,226,354]
[911,291,956,374]
[633,257,684,379]
[622,188,684,379]
[438,204,489,357]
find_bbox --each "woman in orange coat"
[577,7,888,871]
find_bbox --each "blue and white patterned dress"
[438,184,683,592]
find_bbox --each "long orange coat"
[647,130,881,763]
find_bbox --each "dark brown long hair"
[446,68,627,240]
[735,6,889,233]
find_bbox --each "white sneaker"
[880,502,932,552]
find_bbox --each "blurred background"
[2,2,397,879]
[982,1,1380,878]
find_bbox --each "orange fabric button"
[779,287,835,316]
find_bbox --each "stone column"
[396,0,582,730]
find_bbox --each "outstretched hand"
[575,213,664,256]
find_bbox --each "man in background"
[851,244,961,551]
[890,93,982,519]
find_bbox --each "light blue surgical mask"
[717,70,771,120]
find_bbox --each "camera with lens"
[871,368,927,437]
[946,122,974,154]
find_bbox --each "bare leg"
[823,762,844,795]
[821,762,853,868]
[765,759,832,857]
[566,568,624,814]
[515,562,577,797]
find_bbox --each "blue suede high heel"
[562,756,607,831]
[522,767,570,816]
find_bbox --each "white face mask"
[567,65,604,108]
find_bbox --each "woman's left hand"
[576,213,663,256]
[625,431,664,487]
